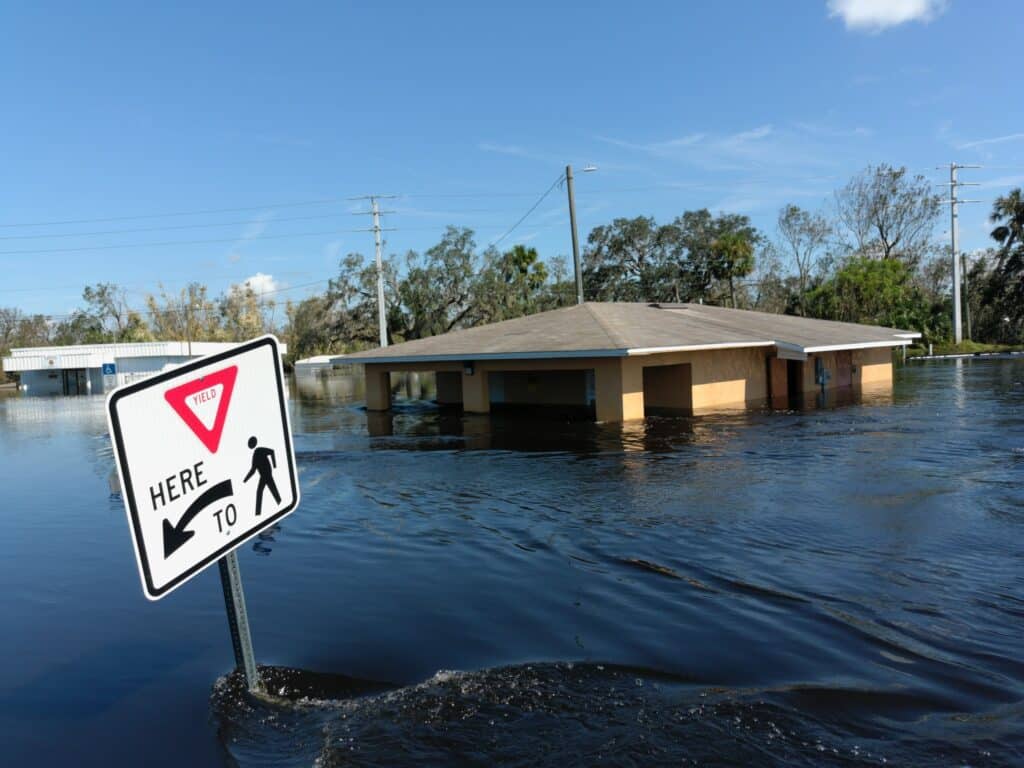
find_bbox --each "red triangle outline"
[163,365,238,453]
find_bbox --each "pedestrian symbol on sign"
[244,436,281,516]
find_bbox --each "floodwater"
[1,359,1023,766]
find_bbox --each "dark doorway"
[61,369,88,396]
[835,351,853,388]
[786,360,803,402]
[488,370,594,420]
[642,363,693,415]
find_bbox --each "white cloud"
[725,125,773,143]
[977,174,1024,191]
[232,272,280,297]
[226,211,274,263]
[957,132,1024,150]
[596,123,844,173]
[478,142,556,163]
[828,0,948,32]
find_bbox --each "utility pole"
[566,165,583,305]
[350,195,397,347]
[371,197,387,347]
[937,163,981,345]
[962,252,973,341]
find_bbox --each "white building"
[2,341,287,396]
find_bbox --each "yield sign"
[107,336,299,600]
[164,365,238,453]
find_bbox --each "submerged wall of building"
[362,344,897,423]
[792,348,894,394]
[853,347,894,387]
[19,370,64,396]
[488,370,590,408]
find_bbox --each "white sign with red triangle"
[107,336,299,600]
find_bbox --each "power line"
[0,190,558,230]
[0,227,383,256]
[35,276,337,323]
[0,173,876,236]
[0,212,343,241]
[489,173,565,247]
[0,197,347,229]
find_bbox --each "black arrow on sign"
[162,479,234,558]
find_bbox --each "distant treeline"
[3,165,1023,376]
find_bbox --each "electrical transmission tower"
[349,195,397,347]
[937,163,981,344]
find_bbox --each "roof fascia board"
[332,349,631,365]
[802,339,913,353]
[626,341,774,356]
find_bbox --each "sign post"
[107,336,299,693]
[218,551,261,692]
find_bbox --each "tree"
[50,311,105,346]
[581,211,762,304]
[145,283,220,342]
[749,243,798,315]
[398,226,478,340]
[670,209,762,304]
[322,252,401,347]
[805,256,949,343]
[12,313,50,347]
[472,244,551,324]
[776,205,831,315]
[0,308,24,354]
[709,231,755,308]
[549,256,576,308]
[582,216,678,302]
[283,295,336,359]
[81,283,149,341]
[833,164,941,265]
[220,284,274,341]
[981,188,1024,342]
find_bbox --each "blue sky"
[2,0,1021,315]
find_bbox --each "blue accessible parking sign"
[102,363,117,375]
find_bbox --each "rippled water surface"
[2,359,1023,766]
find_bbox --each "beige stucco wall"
[853,347,894,386]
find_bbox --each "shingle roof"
[335,302,919,364]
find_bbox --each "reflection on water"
[1,358,1023,766]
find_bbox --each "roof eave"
[626,341,775,355]
[332,348,631,365]
[800,339,916,353]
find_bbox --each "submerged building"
[335,303,918,422]
[2,341,286,396]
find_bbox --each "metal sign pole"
[218,550,262,693]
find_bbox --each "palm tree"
[710,232,755,308]
[990,188,1024,249]
[987,188,1024,342]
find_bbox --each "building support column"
[462,367,490,413]
[594,358,644,422]
[365,366,392,411]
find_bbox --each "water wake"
[213,663,1020,767]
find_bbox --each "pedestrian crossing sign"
[107,335,299,600]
